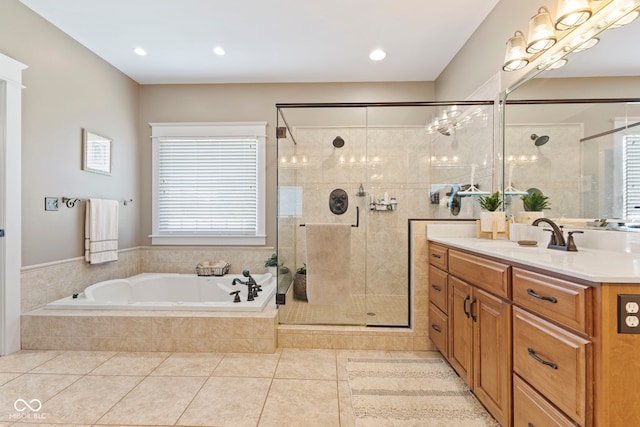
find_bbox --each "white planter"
[267,266,277,277]
[480,211,507,233]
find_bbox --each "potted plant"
[519,192,550,224]
[264,253,278,276]
[293,264,307,301]
[478,191,506,233]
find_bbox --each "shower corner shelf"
[370,203,397,211]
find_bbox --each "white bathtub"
[45,273,276,311]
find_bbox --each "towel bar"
[300,206,359,227]
[62,197,133,208]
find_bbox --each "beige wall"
[0,0,141,265]
[139,82,435,248]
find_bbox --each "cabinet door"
[472,287,512,427]
[448,276,473,385]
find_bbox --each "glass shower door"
[277,106,369,325]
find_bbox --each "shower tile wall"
[504,124,583,219]
[279,127,430,304]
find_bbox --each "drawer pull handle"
[463,295,471,318]
[527,347,558,369]
[526,288,558,304]
[431,284,441,292]
[431,323,442,333]
[528,423,534,427]
[431,253,442,259]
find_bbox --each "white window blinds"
[158,137,258,234]
[150,122,266,246]
[624,135,640,219]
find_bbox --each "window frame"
[150,122,266,246]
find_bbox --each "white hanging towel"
[85,198,119,264]
[305,223,351,305]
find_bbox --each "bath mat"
[347,357,499,427]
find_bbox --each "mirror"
[83,129,112,175]
[503,9,640,228]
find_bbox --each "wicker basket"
[196,262,230,277]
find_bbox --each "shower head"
[531,134,550,146]
[332,136,345,148]
[438,127,451,136]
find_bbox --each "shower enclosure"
[276,102,495,327]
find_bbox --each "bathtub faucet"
[231,271,258,301]
[243,270,262,298]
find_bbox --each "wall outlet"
[618,294,640,334]
[45,197,59,211]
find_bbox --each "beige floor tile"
[258,379,339,427]
[0,350,62,373]
[0,373,80,421]
[90,352,170,376]
[388,350,442,358]
[177,376,271,426]
[274,348,336,380]
[29,351,115,375]
[0,373,20,387]
[338,380,355,427]
[96,376,205,425]
[34,375,143,424]
[151,352,223,377]
[212,352,281,378]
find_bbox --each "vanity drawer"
[449,249,510,299]
[513,307,590,426]
[428,303,448,358]
[428,265,448,313]
[428,243,448,270]
[513,268,590,334]
[513,374,576,427]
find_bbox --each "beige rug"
[347,357,500,427]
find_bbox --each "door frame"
[0,53,27,356]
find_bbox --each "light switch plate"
[45,197,59,211]
[618,294,640,334]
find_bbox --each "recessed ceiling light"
[369,49,386,61]
[213,46,225,56]
[133,47,147,56]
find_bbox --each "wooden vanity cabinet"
[446,251,512,427]
[428,244,449,357]
[428,240,640,427]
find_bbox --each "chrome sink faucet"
[532,218,583,251]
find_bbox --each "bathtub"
[45,272,276,312]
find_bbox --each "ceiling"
[19,0,639,85]
[19,0,501,84]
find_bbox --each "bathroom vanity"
[427,235,640,427]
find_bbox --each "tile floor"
[0,348,439,426]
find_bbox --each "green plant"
[521,192,551,211]
[264,253,278,267]
[296,264,307,275]
[478,191,503,211]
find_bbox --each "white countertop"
[428,236,640,283]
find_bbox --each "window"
[150,122,266,245]
[624,134,640,220]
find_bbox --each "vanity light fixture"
[503,31,530,71]
[555,0,593,30]
[527,7,557,53]
[213,46,225,56]
[369,49,386,61]
[571,35,600,52]
[133,47,147,56]
[537,55,568,70]
[605,1,640,29]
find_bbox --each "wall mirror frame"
[82,128,112,175]
[500,2,640,229]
